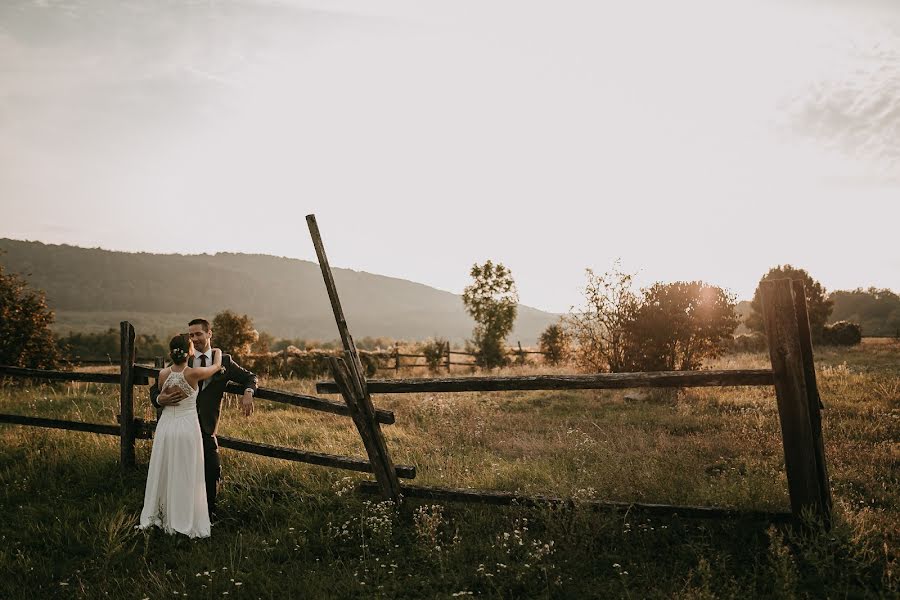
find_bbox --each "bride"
[138,334,222,538]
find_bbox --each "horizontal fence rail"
[67,357,158,366]
[133,366,395,425]
[133,419,415,478]
[357,482,792,522]
[317,369,776,395]
[0,413,122,436]
[0,365,148,385]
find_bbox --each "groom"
[150,318,258,520]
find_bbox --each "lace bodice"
[161,369,198,418]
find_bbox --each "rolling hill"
[0,239,559,344]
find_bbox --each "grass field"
[0,342,897,598]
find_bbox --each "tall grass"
[0,344,896,598]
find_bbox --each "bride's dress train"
[138,369,211,538]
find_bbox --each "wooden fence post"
[307,214,402,503]
[119,321,136,469]
[446,341,451,373]
[329,357,402,500]
[760,279,831,527]
[790,279,833,527]
[395,344,401,372]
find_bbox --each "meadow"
[0,342,896,598]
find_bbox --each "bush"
[538,323,570,366]
[822,321,862,346]
[624,281,739,371]
[564,263,639,372]
[566,271,739,372]
[728,332,768,353]
[421,338,447,372]
[0,262,60,369]
[247,347,387,379]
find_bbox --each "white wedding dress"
[138,368,211,538]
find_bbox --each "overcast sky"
[1,0,898,312]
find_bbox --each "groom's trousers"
[202,433,221,517]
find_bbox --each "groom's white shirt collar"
[194,348,212,362]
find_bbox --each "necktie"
[199,354,207,390]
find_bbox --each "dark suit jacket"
[150,353,258,438]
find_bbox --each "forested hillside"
[0,239,558,343]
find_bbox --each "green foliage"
[247,348,384,379]
[421,338,448,372]
[746,265,833,343]
[0,262,60,368]
[565,266,739,372]
[462,261,518,369]
[212,310,258,360]
[823,321,862,346]
[625,282,739,371]
[564,263,640,372]
[728,332,768,353]
[830,287,900,337]
[538,322,570,366]
[58,328,167,361]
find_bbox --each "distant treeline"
[829,288,900,337]
[57,328,396,362]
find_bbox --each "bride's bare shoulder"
[158,367,172,388]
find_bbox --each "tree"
[0,263,60,369]
[563,263,640,372]
[830,287,900,337]
[746,265,833,343]
[58,329,166,361]
[421,337,448,372]
[625,281,739,371]
[538,322,570,366]
[211,310,258,360]
[462,261,518,369]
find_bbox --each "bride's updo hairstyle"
[169,334,190,365]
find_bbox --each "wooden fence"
[380,341,546,372]
[306,217,831,527]
[0,320,415,480]
[0,215,833,529]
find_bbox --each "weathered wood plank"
[132,418,415,478]
[119,321,136,469]
[761,279,830,525]
[790,279,833,527]
[131,365,396,424]
[331,357,403,501]
[0,365,121,384]
[307,213,403,503]
[316,369,775,395]
[306,214,368,397]
[356,482,792,522]
[0,413,122,436]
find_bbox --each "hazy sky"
[1,0,898,312]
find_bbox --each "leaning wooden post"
[445,341,451,373]
[119,321,136,469]
[760,279,831,527]
[790,279,833,527]
[307,214,402,503]
[394,344,401,372]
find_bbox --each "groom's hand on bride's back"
[158,387,188,406]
